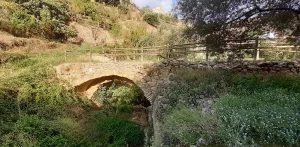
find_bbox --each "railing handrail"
[65,38,299,62]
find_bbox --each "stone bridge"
[55,61,172,103]
[55,60,300,145]
[55,60,300,104]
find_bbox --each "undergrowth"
[0,50,145,146]
[160,68,300,146]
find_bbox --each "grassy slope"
[0,47,147,146]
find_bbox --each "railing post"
[166,45,170,59]
[185,47,187,60]
[114,48,117,62]
[254,36,260,61]
[141,47,144,61]
[64,49,67,62]
[90,47,92,62]
[205,47,209,62]
[293,45,297,60]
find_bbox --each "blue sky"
[132,0,177,13]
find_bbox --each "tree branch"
[257,7,300,14]
[226,6,300,24]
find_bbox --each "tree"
[177,0,300,41]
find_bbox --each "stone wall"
[55,60,300,103]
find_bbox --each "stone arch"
[75,75,151,106]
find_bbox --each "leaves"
[177,0,300,46]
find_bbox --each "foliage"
[95,117,145,147]
[93,81,143,108]
[123,24,147,47]
[163,107,217,145]
[230,74,300,95]
[215,89,300,146]
[177,0,300,49]
[159,69,300,146]
[12,0,70,23]
[0,52,27,65]
[0,1,77,40]
[143,13,160,27]
[164,69,232,108]
[0,50,91,146]
[96,0,131,6]
[109,23,122,37]
[159,14,178,24]
[78,0,103,21]
[212,73,300,146]
[0,2,37,37]
[1,115,71,147]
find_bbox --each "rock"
[199,95,205,99]
[196,138,208,147]
[258,62,268,67]
[67,37,84,45]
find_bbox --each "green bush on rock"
[143,13,160,27]
[95,117,145,147]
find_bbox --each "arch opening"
[75,75,151,107]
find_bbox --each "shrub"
[0,51,91,147]
[1,131,38,147]
[143,13,160,26]
[215,89,300,146]
[13,115,70,146]
[0,1,77,40]
[0,52,27,65]
[163,107,217,145]
[159,14,178,23]
[109,23,122,37]
[0,89,19,137]
[93,81,143,108]
[123,24,147,47]
[13,0,70,23]
[231,74,300,95]
[95,117,145,147]
[0,2,37,37]
[164,69,232,108]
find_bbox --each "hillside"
[0,0,186,49]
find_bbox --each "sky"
[132,0,177,13]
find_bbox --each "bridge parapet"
[55,60,300,103]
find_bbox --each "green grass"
[158,69,300,146]
[0,49,145,146]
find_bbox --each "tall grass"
[0,49,146,146]
[159,69,300,146]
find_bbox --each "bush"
[0,52,27,65]
[1,115,70,147]
[0,2,37,37]
[159,14,178,23]
[143,13,160,26]
[95,117,145,147]
[13,0,70,23]
[164,69,232,108]
[163,107,217,145]
[0,51,92,147]
[215,89,300,146]
[231,74,300,95]
[93,81,143,108]
[123,24,147,47]
[109,23,122,37]
[0,1,77,40]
